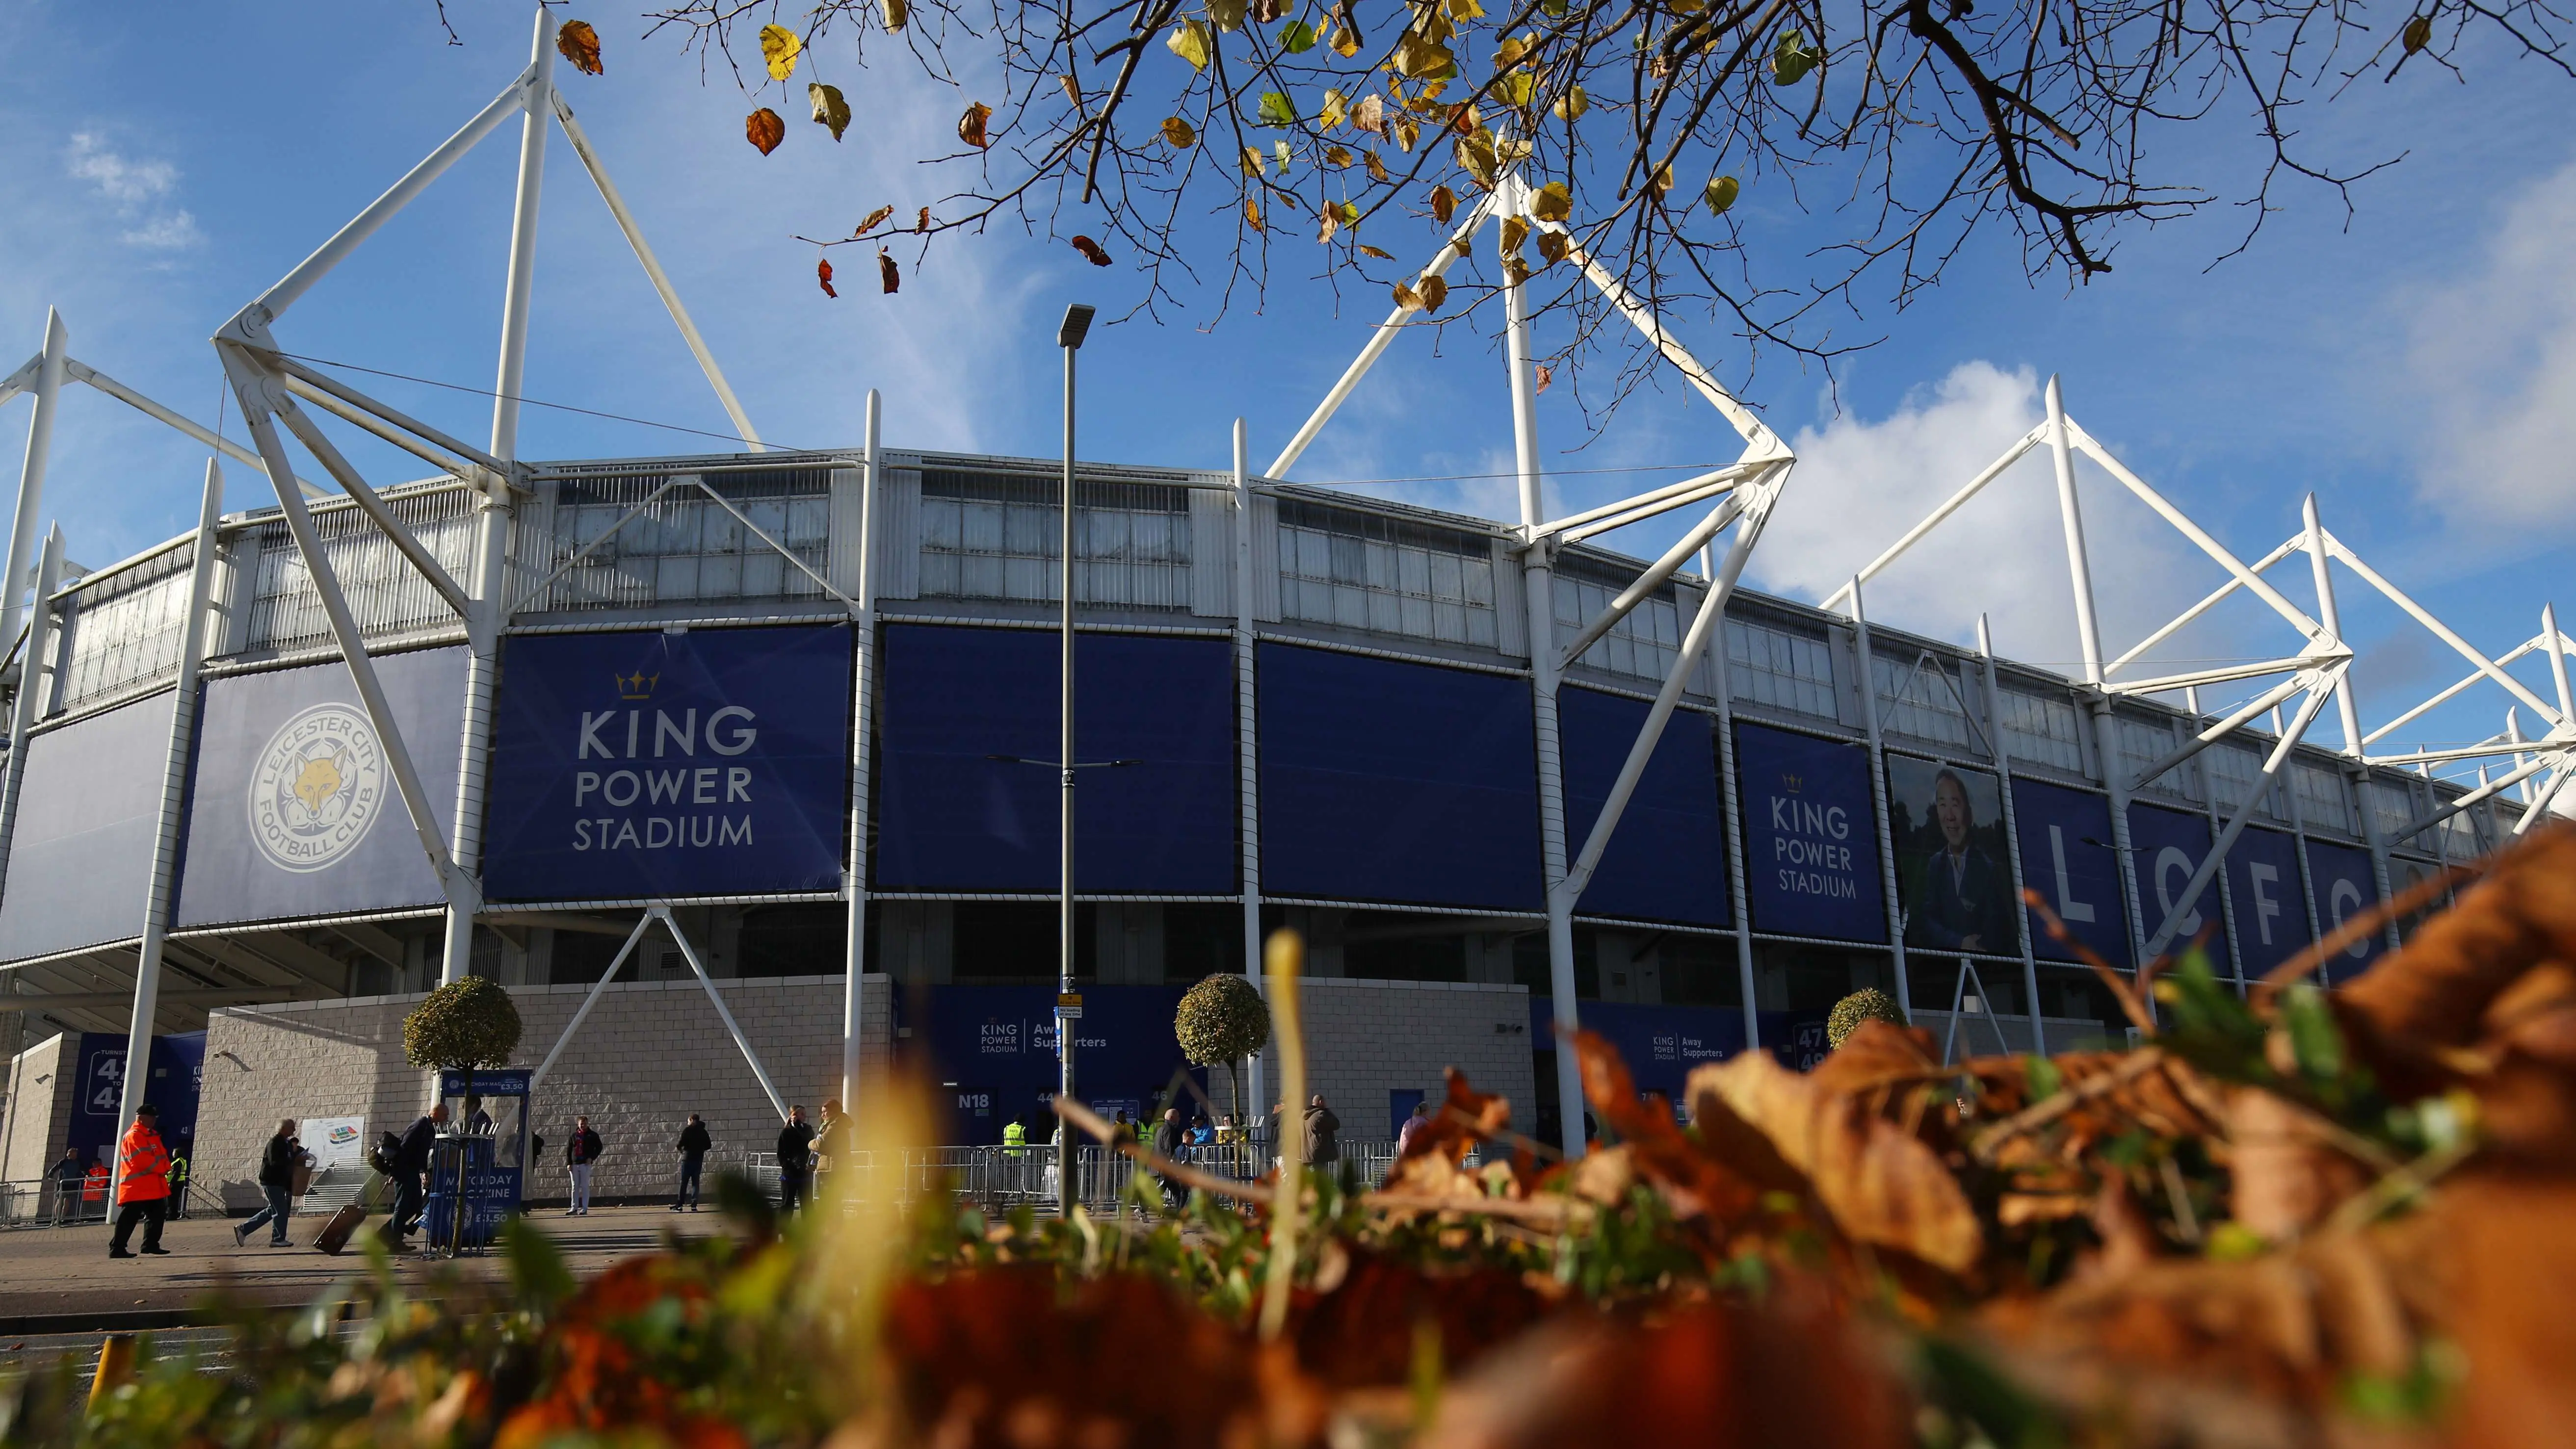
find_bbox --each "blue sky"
[2,1,2571,782]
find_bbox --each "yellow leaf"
[1446,0,1484,19]
[1495,35,1527,66]
[1365,149,1388,181]
[881,0,909,30]
[1160,116,1198,147]
[1502,256,1529,286]
[1452,130,1498,188]
[959,101,994,149]
[1393,31,1455,78]
[1418,274,1448,310]
[759,24,802,81]
[1651,161,1675,195]
[1536,231,1569,263]
[1246,196,1264,231]
[1241,144,1265,176]
[1168,17,1213,69]
[1331,21,1362,55]
[1499,215,1528,256]
[1321,88,1348,129]
[1429,183,1456,222]
[810,83,851,141]
[1359,243,1394,259]
[1394,117,1420,152]
[1393,281,1425,310]
[1531,180,1571,221]
[1325,145,1353,167]
[1552,84,1588,121]
[1703,174,1739,215]
[1210,0,1247,30]
[1501,72,1535,107]
[554,20,604,75]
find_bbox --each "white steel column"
[2185,686,2251,994]
[439,4,551,986]
[841,391,880,1118]
[1708,545,1761,1050]
[1233,419,1267,1117]
[111,462,224,1192]
[1,311,67,662]
[1846,579,1912,1016]
[1980,616,2046,1054]
[2305,496,2366,756]
[0,529,65,902]
[1505,248,1585,1159]
[2047,377,2144,971]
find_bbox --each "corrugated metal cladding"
[1256,642,1543,912]
[873,625,1235,893]
[1557,688,1729,927]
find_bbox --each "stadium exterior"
[2,7,2569,1208]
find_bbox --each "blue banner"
[1259,644,1542,911]
[2126,802,2232,972]
[2227,826,2313,976]
[1560,688,1728,926]
[2011,779,2128,964]
[875,626,1235,893]
[1534,1001,1837,1106]
[177,647,468,927]
[2305,839,2386,982]
[1734,723,1884,941]
[894,984,1208,1144]
[481,626,853,901]
[0,693,173,962]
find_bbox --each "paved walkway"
[0,1204,729,1329]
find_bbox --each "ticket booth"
[424,1068,531,1250]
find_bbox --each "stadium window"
[541,468,831,612]
[2117,716,2194,801]
[1724,617,1838,719]
[1553,552,1684,684]
[2289,761,2356,835]
[2206,742,2282,821]
[1869,650,1976,752]
[53,547,195,709]
[1273,499,1498,648]
[1995,685,2086,774]
[917,470,1191,610]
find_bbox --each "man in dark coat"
[1150,1107,1188,1207]
[1302,1095,1341,1167]
[776,1106,817,1215]
[235,1118,306,1247]
[390,1103,446,1244]
[673,1113,712,1212]
[1905,769,2014,954]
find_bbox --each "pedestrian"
[236,1118,305,1247]
[673,1113,711,1212]
[1213,1113,1239,1145]
[1188,1113,1213,1148]
[814,1098,845,1201]
[776,1105,817,1214]
[565,1115,604,1216]
[464,1095,497,1135]
[167,1150,190,1218]
[1396,1099,1433,1155]
[106,1104,175,1259]
[1150,1107,1187,1207]
[48,1149,82,1226]
[1302,1093,1341,1168]
[82,1159,109,1221]
[389,1103,446,1244]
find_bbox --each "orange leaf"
[555,20,605,75]
[915,206,931,233]
[1071,235,1112,266]
[959,101,994,149]
[878,251,900,293]
[744,108,786,155]
[1429,184,1456,223]
[852,205,895,238]
[1534,363,1552,394]
[817,258,837,298]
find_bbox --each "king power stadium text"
[1769,793,1861,899]
[567,705,761,853]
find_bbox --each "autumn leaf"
[1331,19,1363,55]
[1552,83,1588,120]
[1393,31,1456,78]
[760,24,803,80]
[1534,363,1553,394]
[1357,242,1393,259]
[1536,231,1569,263]
[1071,235,1113,266]
[878,251,900,292]
[1318,207,1341,244]
[2402,12,2433,50]
[1531,180,1572,222]
[1650,161,1676,196]
[1160,116,1198,147]
[1210,0,1248,29]
[1500,71,1536,107]
[745,108,787,155]
[1453,130,1499,187]
[915,206,931,232]
[1499,215,1528,256]
[1280,19,1319,52]
[881,0,909,30]
[852,205,896,237]
[1418,274,1448,311]
[1502,256,1530,286]
[1258,91,1298,126]
[816,258,837,298]
[1365,149,1389,181]
[1241,144,1265,176]
[1245,197,1264,231]
[1352,92,1387,135]
[1275,139,1293,172]
[1325,145,1353,168]
[810,83,851,141]
[959,102,994,148]
[1429,184,1455,223]
[1060,74,1082,106]
[1494,33,1530,66]
[555,20,604,75]
[1321,88,1349,129]
[1394,117,1420,151]
[1702,174,1741,216]
[1167,17,1213,69]
[1769,28,1821,84]
[1392,281,1424,310]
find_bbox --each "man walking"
[1150,1106,1187,1208]
[106,1105,175,1259]
[1302,1093,1341,1169]
[236,1119,306,1247]
[389,1103,446,1246]
[673,1113,711,1212]
[776,1105,816,1215]
[565,1115,604,1216]
[48,1149,82,1226]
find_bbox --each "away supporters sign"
[481,625,853,901]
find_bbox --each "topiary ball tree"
[1175,972,1270,1125]
[1826,988,1909,1051]
[404,975,524,1107]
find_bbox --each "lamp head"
[1057,303,1096,351]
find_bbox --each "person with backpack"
[235,1119,306,1247]
[672,1113,711,1212]
[565,1116,604,1216]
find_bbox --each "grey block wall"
[198,975,894,1211]
[1256,979,1534,1141]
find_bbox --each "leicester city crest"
[247,702,386,873]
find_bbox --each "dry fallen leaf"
[810,82,851,141]
[1429,184,1456,223]
[555,20,604,76]
[1070,235,1113,266]
[816,258,837,298]
[852,205,895,238]
[878,251,900,293]
[959,101,994,149]
[744,108,786,155]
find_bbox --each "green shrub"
[1825,987,1908,1050]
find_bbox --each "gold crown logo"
[1782,772,1804,792]
[616,670,659,700]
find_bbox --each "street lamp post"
[1056,302,1093,1213]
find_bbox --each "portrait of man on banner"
[1888,757,2015,955]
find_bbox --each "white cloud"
[1750,361,2207,675]
[61,131,201,250]
[2406,156,2576,547]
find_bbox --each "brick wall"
[198,975,894,1212]
[1256,979,1534,1142]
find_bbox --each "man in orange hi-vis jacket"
[108,1104,174,1259]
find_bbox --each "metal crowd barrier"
[0,1177,117,1229]
[732,1137,1437,1217]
